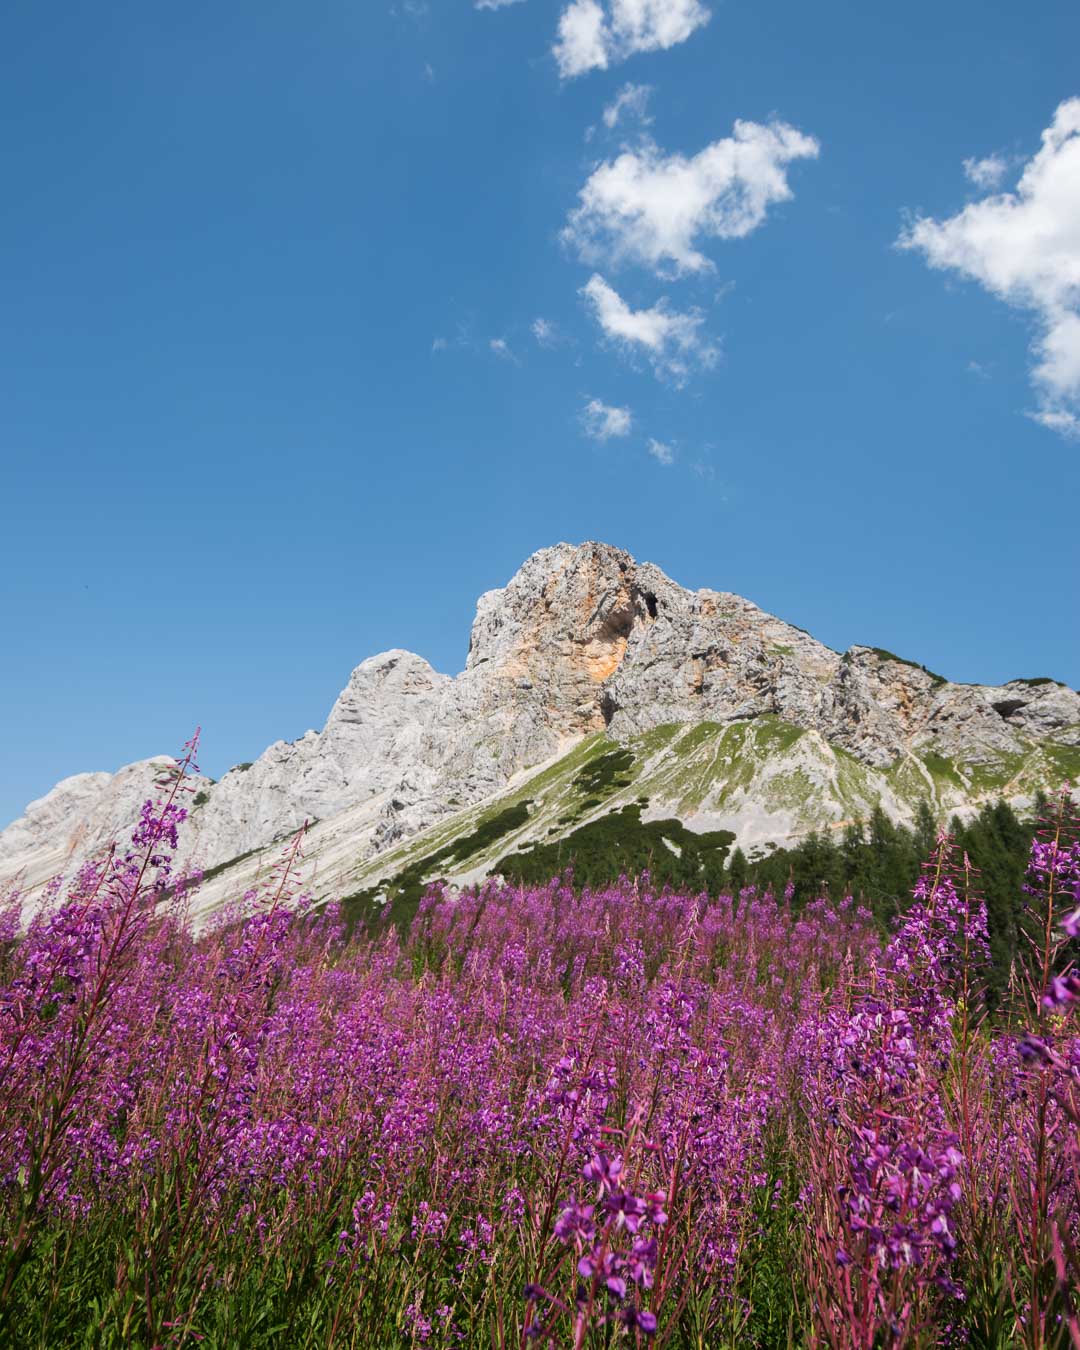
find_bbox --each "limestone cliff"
[2,542,1077,903]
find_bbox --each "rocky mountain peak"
[2,542,1077,908]
[467,542,651,681]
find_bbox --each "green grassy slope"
[319,718,1080,929]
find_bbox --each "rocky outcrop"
[183,650,451,867]
[2,542,1077,902]
[0,759,190,900]
[818,648,1080,768]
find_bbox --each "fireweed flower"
[543,1146,668,1340]
[582,1151,623,1193]
[1027,839,1080,886]
[1042,973,1080,1009]
[5,790,1078,1347]
[795,840,986,1346]
[604,1190,646,1232]
[553,1201,596,1244]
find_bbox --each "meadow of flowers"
[0,734,1078,1348]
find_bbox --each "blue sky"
[2,0,1079,825]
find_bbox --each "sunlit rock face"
[0,760,184,900]
[2,541,1077,901]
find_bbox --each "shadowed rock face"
[3,541,1078,897]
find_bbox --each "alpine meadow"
[2,0,1079,1346]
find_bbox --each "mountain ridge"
[2,541,1077,913]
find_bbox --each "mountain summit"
[3,542,1078,911]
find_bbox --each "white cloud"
[581,273,717,383]
[962,154,1008,190]
[1031,408,1080,437]
[603,82,653,129]
[432,336,448,352]
[532,317,559,346]
[476,0,525,8]
[581,397,632,440]
[1032,310,1080,411]
[489,337,520,364]
[555,0,609,77]
[554,0,710,79]
[647,437,674,464]
[899,99,1080,437]
[563,121,820,276]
